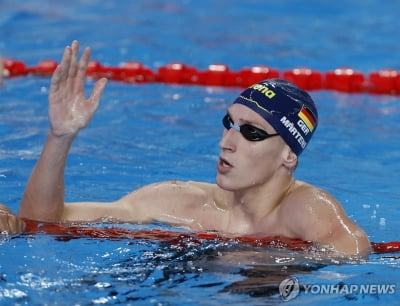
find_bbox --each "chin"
[216,174,238,192]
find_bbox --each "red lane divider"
[22,220,400,254]
[369,69,400,95]
[22,219,312,252]
[325,67,367,93]
[2,58,400,94]
[283,67,323,91]
[87,61,155,83]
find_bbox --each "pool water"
[1,0,400,305]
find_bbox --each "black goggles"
[222,114,279,141]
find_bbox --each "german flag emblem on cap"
[298,107,316,132]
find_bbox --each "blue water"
[1,0,400,304]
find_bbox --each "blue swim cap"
[233,78,318,156]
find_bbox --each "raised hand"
[48,40,107,137]
[19,41,108,222]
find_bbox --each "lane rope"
[2,58,400,95]
[22,220,400,254]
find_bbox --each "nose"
[219,127,238,152]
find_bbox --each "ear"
[282,145,298,169]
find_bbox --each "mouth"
[220,157,232,167]
[217,157,233,173]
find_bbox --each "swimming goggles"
[222,114,279,141]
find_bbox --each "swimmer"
[19,40,371,256]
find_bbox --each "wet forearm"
[19,132,75,222]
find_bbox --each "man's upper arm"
[61,180,212,225]
[61,200,135,223]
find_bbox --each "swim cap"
[233,78,318,156]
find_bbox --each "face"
[216,103,287,192]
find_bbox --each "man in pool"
[19,41,371,256]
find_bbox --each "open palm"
[48,41,107,137]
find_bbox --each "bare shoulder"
[141,180,227,206]
[116,180,223,224]
[282,180,344,215]
[279,181,342,233]
[280,181,371,256]
[287,181,343,210]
